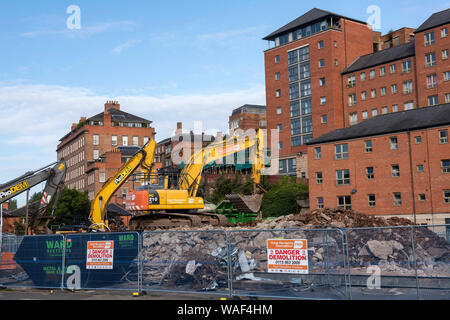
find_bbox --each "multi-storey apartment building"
[307,103,450,225]
[264,8,450,177]
[229,104,266,134]
[57,101,155,197]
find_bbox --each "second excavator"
[125,129,266,230]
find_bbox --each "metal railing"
[0,225,449,300]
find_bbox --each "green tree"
[49,188,91,227]
[261,176,309,218]
[8,199,17,210]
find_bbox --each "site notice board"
[267,239,309,274]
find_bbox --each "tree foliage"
[209,176,254,204]
[49,188,91,226]
[261,176,309,218]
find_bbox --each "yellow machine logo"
[0,180,29,199]
[114,166,132,185]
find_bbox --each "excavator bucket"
[225,194,263,213]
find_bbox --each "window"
[321,115,327,124]
[390,64,397,73]
[370,70,376,79]
[362,111,368,119]
[393,193,402,206]
[443,49,449,60]
[301,98,312,114]
[402,60,412,73]
[381,87,387,96]
[415,136,422,144]
[393,104,399,112]
[318,40,324,49]
[446,93,450,103]
[405,102,414,110]
[444,71,450,81]
[320,78,326,86]
[300,80,311,97]
[426,52,436,67]
[302,116,312,133]
[316,172,323,184]
[372,109,378,117]
[93,149,99,160]
[442,159,450,173]
[315,147,322,159]
[417,164,424,173]
[133,136,139,146]
[368,194,376,207]
[361,91,367,101]
[275,72,281,80]
[122,136,128,146]
[439,130,448,143]
[419,194,426,202]
[390,137,398,150]
[349,113,358,125]
[337,196,352,210]
[334,41,337,47]
[320,96,327,105]
[335,144,349,160]
[277,107,282,115]
[319,59,325,68]
[392,164,400,177]
[288,66,298,82]
[93,134,99,146]
[382,106,388,114]
[403,80,413,94]
[275,55,280,63]
[371,89,377,98]
[276,89,281,97]
[277,124,282,132]
[427,74,438,88]
[444,190,450,204]
[428,95,439,106]
[336,170,350,185]
[99,171,106,183]
[317,198,324,209]
[347,75,356,87]
[391,84,398,94]
[380,67,386,76]
[360,72,366,81]
[348,93,357,106]
[112,135,118,146]
[425,32,435,46]
[279,142,283,150]
[143,136,149,145]
[366,167,374,180]
[289,83,299,99]
[442,28,448,38]
[291,136,302,147]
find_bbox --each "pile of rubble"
[139,208,450,289]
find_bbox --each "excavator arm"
[88,139,156,231]
[178,129,265,197]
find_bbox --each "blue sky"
[1,0,449,205]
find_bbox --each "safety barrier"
[0,225,449,300]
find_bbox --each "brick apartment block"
[57,101,156,203]
[307,103,450,224]
[229,104,267,134]
[263,8,450,178]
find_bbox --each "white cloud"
[20,20,136,38]
[112,39,141,55]
[0,83,265,184]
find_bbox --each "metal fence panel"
[1,234,65,289]
[62,232,140,291]
[227,228,348,300]
[412,225,450,300]
[140,230,230,297]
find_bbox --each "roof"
[263,8,366,41]
[114,146,141,156]
[342,42,415,74]
[232,104,266,116]
[88,107,152,124]
[415,8,450,33]
[306,103,450,145]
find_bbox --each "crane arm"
[178,129,265,197]
[89,139,156,231]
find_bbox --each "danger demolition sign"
[267,239,308,274]
[86,241,114,270]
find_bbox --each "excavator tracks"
[128,211,229,231]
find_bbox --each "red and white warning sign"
[86,241,114,270]
[267,239,308,274]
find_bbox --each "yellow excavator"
[88,139,157,232]
[125,129,265,230]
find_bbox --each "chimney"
[175,122,183,135]
[71,123,77,131]
[105,100,120,113]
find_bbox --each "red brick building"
[307,103,450,225]
[264,8,450,177]
[229,104,266,134]
[57,101,156,201]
